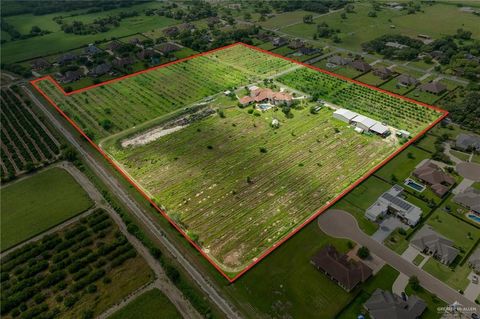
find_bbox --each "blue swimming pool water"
[258,104,272,110]
[404,178,426,192]
[467,214,480,223]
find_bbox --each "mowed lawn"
[109,289,181,319]
[109,107,396,272]
[0,167,93,250]
[228,222,354,319]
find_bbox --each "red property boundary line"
[30,42,448,283]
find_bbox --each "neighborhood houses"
[413,160,455,197]
[365,185,423,227]
[364,289,426,319]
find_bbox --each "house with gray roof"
[364,289,426,319]
[327,55,350,66]
[365,185,422,226]
[455,133,480,152]
[419,81,447,95]
[397,74,419,87]
[453,187,480,213]
[410,226,459,265]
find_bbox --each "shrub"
[357,246,370,259]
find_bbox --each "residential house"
[84,44,101,56]
[163,26,179,37]
[272,37,288,47]
[31,58,51,71]
[58,70,83,83]
[112,56,135,68]
[455,133,480,152]
[419,81,447,95]
[453,187,480,213]
[298,47,320,55]
[238,88,293,107]
[468,248,480,274]
[107,41,123,52]
[257,33,273,42]
[136,48,156,60]
[397,74,419,87]
[410,226,459,265]
[365,185,423,226]
[327,55,350,66]
[288,39,305,50]
[413,160,454,197]
[350,60,372,72]
[385,41,409,49]
[364,289,426,319]
[373,67,393,80]
[89,63,111,77]
[311,245,372,292]
[57,53,77,65]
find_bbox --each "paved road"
[25,85,242,319]
[318,209,478,311]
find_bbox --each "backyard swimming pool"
[404,178,426,192]
[257,103,273,111]
[467,213,480,224]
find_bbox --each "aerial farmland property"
[32,43,445,278]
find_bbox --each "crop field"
[0,209,154,319]
[32,43,445,278]
[277,67,441,135]
[1,167,93,251]
[0,87,61,179]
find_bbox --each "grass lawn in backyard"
[426,209,479,259]
[355,71,390,87]
[109,289,181,319]
[380,77,417,95]
[336,265,399,319]
[34,43,443,277]
[414,133,437,153]
[375,145,431,183]
[0,167,93,251]
[173,47,199,59]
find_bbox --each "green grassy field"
[374,146,431,183]
[224,222,354,318]
[278,3,479,52]
[258,10,319,29]
[423,258,471,291]
[109,289,181,319]
[1,167,93,250]
[1,3,178,63]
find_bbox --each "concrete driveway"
[317,209,478,311]
[371,216,408,243]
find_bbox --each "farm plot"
[108,108,396,272]
[277,67,442,135]
[0,87,61,180]
[0,209,154,319]
[33,43,446,278]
